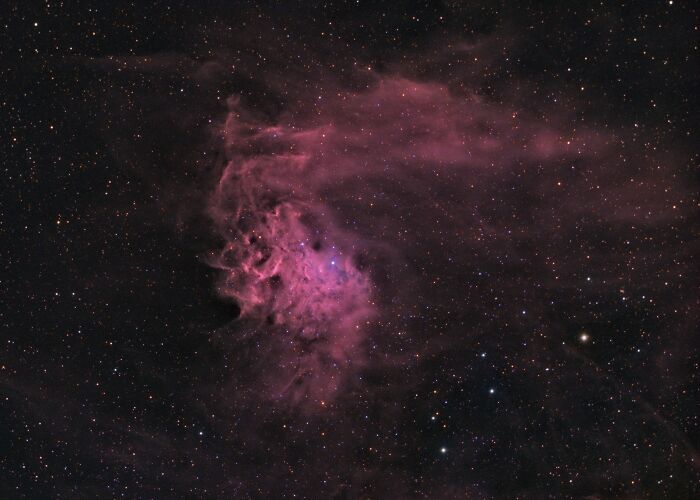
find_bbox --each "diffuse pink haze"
[206,73,681,411]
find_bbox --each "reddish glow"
[206,73,682,411]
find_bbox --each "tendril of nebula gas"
[3,2,699,498]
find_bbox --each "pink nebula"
[205,72,684,412]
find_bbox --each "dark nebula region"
[2,2,699,498]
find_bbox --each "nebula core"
[208,96,378,407]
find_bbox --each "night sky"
[2,1,699,498]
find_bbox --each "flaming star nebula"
[204,73,683,416]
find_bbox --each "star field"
[2,1,699,498]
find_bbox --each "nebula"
[205,70,688,415]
